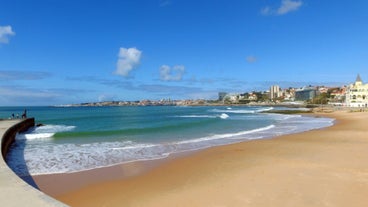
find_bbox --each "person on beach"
[11,113,15,119]
[22,109,27,119]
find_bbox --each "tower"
[346,74,368,107]
[270,85,280,100]
[355,74,363,86]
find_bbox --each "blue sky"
[0,0,367,106]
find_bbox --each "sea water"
[0,106,334,176]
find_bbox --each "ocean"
[1,106,334,176]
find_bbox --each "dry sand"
[34,111,368,207]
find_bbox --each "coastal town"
[3,1,368,207]
[66,74,368,108]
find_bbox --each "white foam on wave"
[8,140,173,176]
[211,109,255,114]
[176,114,230,119]
[211,107,274,114]
[37,125,76,132]
[219,113,229,119]
[265,113,302,121]
[16,124,76,140]
[11,124,276,176]
[8,114,335,176]
[257,107,274,112]
[176,115,217,118]
[177,124,275,144]
[16,133,55,140]
[111,143,157,150]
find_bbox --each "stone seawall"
[1,118,35,159]
[0,118,68,206]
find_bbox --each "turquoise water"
[1,106,334,176]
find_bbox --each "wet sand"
[34,111,368,207]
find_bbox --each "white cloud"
[277,0,303,15]
[261,0,302,16]
[0,70,50,80]
[0,87,53,98]
[159,65,185,81]
[0,25,15,43]
[115,47,142,77]
[261,6,272,16]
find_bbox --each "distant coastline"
[55,99,309,108]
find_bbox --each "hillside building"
[346,74,368,107]
[295,86,318,101]
[218,92,228,101]
[270,85,281,100]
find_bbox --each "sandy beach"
[33,111,368,207]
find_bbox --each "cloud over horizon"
[115,47,142,77]
[261,0,303,16]
[0,70,51,81]
[0,85,63,106]
[159,65,185,81]
[0,25,15,43]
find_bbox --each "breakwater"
[1,118,35,159]
[0,118,67,206]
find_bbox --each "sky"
[0,0,367,106]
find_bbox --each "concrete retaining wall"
[0,118,68,206]
[1,118,35,159]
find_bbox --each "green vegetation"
[309,92,329,104]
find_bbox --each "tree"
[310,93,328,104]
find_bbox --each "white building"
[270,85,281,100]
[346,74,368,107]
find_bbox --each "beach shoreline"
[33,110,368,206]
